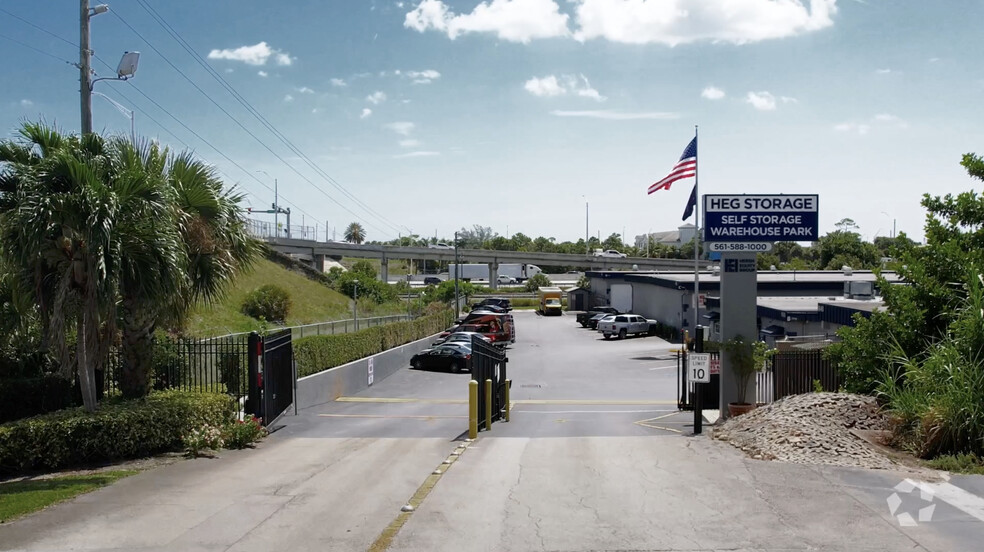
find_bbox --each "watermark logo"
[887,479,936,527]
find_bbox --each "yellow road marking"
[336,397,467,404]
[634,421,683,433]
[368,441,473,552]
[336,396,676,406]
[317,414,467,419]
[634,412,690,433]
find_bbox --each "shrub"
[334,272,397,304]
[524,273,552,292]
[183,424,224,457]
[294,311,451,378]
[0,390,234,474]
[223,415,266,449]
[241,284,292,322]
[0,375,78,423]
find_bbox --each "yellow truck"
[538,287,563,316]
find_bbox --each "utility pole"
[353,282,358,330]
[79,0,94,134]
[274,178,279,235]
[585,201,590,255]
[454,231,460,316]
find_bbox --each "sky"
[1,0,982,245]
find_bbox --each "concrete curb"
[296,334,439,409]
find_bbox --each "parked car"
[423,276,443,285]
[496,275,518,285]
[459,311,516,346]
[440,332,492,347]
[576,306,620,327]
[587,313,616,330]
[474,297,512,311]
[410,343,472,373]
[471,303,506,313]
[597,314,658,340]
[428,242,453,249]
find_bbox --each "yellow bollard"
[504,379,511,422]
[485,379,493,432]
[468,380,478,439]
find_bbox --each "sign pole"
[693,125,700,332]
[694,325,704,435]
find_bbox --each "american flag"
[647,137,697,194]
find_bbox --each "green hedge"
[0,375,79,423]
[0,390,234,475]
[295,311,452,378]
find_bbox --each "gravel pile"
[713,392,897,469]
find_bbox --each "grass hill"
[183,257,403,337]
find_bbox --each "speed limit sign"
[689,353,710,383]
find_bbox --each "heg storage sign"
[703,194,819,243]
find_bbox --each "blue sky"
[1,0,982,244]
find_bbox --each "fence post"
[246,332,262,419]
[485,379,493,432]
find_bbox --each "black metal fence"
[676,348,836,410]
[102,333,252,411]
[471,335,508,428]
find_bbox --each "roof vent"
[842,265,853,276]
[712,265,721,276]
[770,265,777,271]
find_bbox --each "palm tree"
[118,149,259,397]
[344,222,366,244]
[0,122,260,404]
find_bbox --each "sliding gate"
[471,336,508,428]
[247,329,295,427]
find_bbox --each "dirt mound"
[713,392,897,469]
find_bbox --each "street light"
[80,2,139,134]
[880,211,896,239]
[582,195,589,255]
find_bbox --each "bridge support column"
[380,256,389,283]
[314,254,327,272]
[489,262,499,290]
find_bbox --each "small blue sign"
[703,194,819,243]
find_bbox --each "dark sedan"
[410,343,472,373]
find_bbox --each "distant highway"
[265,237,697,272]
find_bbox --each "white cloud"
[834,122,870,135]
[399,139,422,148]
[361,108,373,119]
[207,42,293,66]
[297,86,315,94]
[395,151,440,158]
[549,110,679,120]
[257,70,268,77]
[780,95,798,104]
[366,91,387,104]
[746,91,776,111]
[405,0,570,43]
[875,68,892,74]
[405,69,442,84]
[524,75,565,97]
[929,57,940,63]
[224,68,234,74]
[574,0,837,45]
[19,99,33,107]
[312,108,322,114]
[834,113,907,135]
[385,121,416,135]
[284,94,294,102]
[701,86,725,100]
[524,74,605,101]
[330,78,347,87]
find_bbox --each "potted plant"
[723,335,773,417]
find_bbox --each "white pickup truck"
[597,314,658,339]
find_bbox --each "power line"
[0,33,75,66]
[133,0,406,236]
[0,7,79,49]
[110,9,397,239]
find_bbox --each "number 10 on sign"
[689,353,710,383]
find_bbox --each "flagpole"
[693,125,700,334]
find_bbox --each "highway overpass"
[264,237,698,287]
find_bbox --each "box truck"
[498,263,542,283]
[448,263,542,283]
[538,287,563,316]
[448,264,491,281]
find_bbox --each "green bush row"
[0,375,79,423]
[0,390,235,475]
[294,311,452,378]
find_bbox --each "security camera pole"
[454,231,460,316]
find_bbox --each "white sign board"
[689,353,711,383]
[367,357,374,386]
[708,242,773,253]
